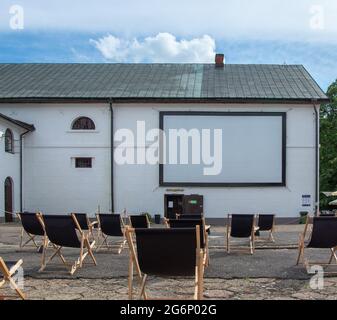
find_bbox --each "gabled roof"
[0,63,329,103]
[0,113,35,131]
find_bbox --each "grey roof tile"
[0,63,328,102]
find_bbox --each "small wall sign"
[302,195,311,207]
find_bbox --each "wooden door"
[164,194,184,219]
[4,177,13,222]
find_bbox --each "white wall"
[0,104,111,215]
[0,102,318,218]
[0,120,23,218]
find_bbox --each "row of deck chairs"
[12,212,205,300]
[17,212,150,253]
[7,212,336,300]
[226,214,275,254]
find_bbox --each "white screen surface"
[161,113,285,185]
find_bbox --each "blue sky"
[0,0,336,91]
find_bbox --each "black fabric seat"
[135,228,197,276]
[19,212,44,236]
[98,214,123,237]
[226,214,256,254]
[43,215,81,248]
[72,213,89,230]
[168,219,205,248]
[230,214,255,238]
[307,217,337,248]
[130,215,149,228]
[258,214,275,231]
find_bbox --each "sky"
[0,0,336,91]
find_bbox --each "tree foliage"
[320,79,337,208]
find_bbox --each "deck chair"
[226,214,256,254]
[125,227,204,300]
[17,212,45,250]
[296,216,337,272]
[129,215,150,229]
[0,257,25,300]
[256,214,275,242]
[72,213,98,240]
[166,218,209,266]
[96,214,127,253]
[38,214,97,275]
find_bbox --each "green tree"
[320,79,337,209]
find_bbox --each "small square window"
[75,157,92,168]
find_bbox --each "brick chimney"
[215,53,224,67]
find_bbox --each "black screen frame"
[159,111,287,187]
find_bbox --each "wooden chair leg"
[8,276,25,300]
[118,239,127,254]
[86,239,97,265]
[197,250,204,300]
[19,228,24,248]
[296,244,304,265]
[251,234,255,254]
[40,245,67,272]
[21,234,39,249]
[138,274,148,300]
[329,248,337,264]
[79,238,84,268]
[40,236,48,269]
[250,238,254,255]
[128,254,134,300]
[194,266,199,300]
[226,235,230,253]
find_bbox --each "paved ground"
[1,223,337,300]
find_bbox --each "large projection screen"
[159,112,286,186]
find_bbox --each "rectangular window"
[75,157,92,168]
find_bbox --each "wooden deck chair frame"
[125,226,204,300]
[165,218,210,267]
[226,214,257,255]
[296,215,337,271]
[71,213,98,241]
[38,214,97,275]
[96,214,127,254]
[0,257,25,300]
[17,212,45,250]
[256,214,276,243]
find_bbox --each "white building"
[0,58,329,222]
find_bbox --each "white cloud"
[90,33,217,63]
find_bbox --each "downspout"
[109,100,114,212]
[20,130,30,212]
[313,102,319,216]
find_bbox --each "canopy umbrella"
[328,199,337,206]
[322,191,337,197]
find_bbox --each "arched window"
[72,117,96,130]
[5,129,14,153]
